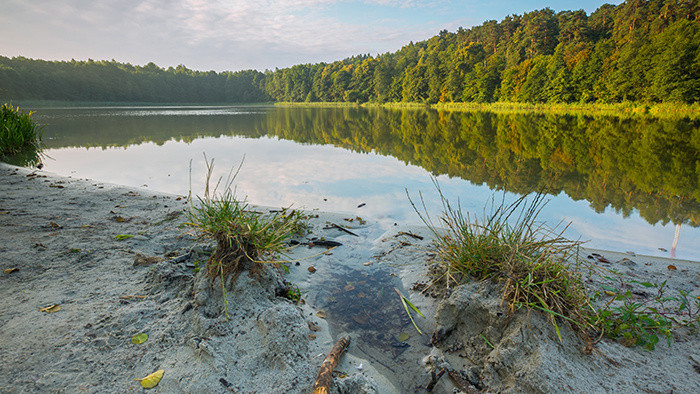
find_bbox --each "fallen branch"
[312,335,351,394]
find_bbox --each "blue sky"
[0,1,622,72]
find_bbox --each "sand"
[1,162,699,393]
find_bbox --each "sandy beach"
[1,161,699,393]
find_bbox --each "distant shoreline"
[7,99,699,119]
[276,100,700,119]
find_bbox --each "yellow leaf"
[38,304,61,313]
[3,268,19,274]
[135,369,164,389]
[667,265,677,271]
[315,310,327,319]
[604,291,616,296]
[131,333,148,345]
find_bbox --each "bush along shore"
[0,103,43,166]
[1,162,699,393]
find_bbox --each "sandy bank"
[1,162,699,393]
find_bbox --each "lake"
[20,105,700,261]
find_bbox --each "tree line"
[1,0,699,104]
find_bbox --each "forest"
[1,0,699,105]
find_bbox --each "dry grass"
[187,158,305,284]
[410,180,594,339]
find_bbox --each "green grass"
[411,181,700,348]
[431,101,700,119]
[589,276,699,350]
[187,157,306,284]
[277,100,700,119]
[0,103,44,161]
[410,181,593,340]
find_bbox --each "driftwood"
[312,335,351,394]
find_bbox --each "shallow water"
[21,104,700,260]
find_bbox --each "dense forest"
[1,0,699,104]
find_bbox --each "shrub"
[0,104,43,160]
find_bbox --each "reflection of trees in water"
[265,108,699,228]
[40,107,699,227]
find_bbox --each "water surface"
[24,105,700,260]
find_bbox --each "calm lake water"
[21,105,700,261]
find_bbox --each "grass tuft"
[0,104,44,162]
[410,179,593,339]
[187,157,306,285]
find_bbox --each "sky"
[0,0,622,72]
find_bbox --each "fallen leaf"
[397,332,410,342]
[135,369,164,389]
[668,265,677,271]
[120,295,147,300]
[307,266,316,273]
[308,334,316,340]
[363,262,371,266]
[352,314,368,325]
[308,321,320,332]
[38,304,61,313]
[3,268,19,274]
[131,333,149,345]
[0,211,9,215]
[115,234,134,241]
[315,310,327,319]
[357,292,365,298]
[604,290,616,296]
[133,253,164,266]
[49,221,62,229]
[344,284,355,291]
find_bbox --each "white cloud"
[0,0,442,71]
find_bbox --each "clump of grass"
[0,104,44,161]
[410,180,593,339]
[187,158,305,285]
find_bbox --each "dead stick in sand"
[312,335,351,394]
[325,223,359,237]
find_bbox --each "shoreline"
[2,162,699,393]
